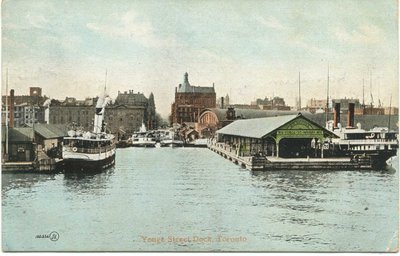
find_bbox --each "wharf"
[2,162,35,172]
[2,151,62,173]
[208,143,371,171]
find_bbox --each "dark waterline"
[2,147,398,251]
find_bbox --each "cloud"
[256,16,287,30]
[333,24,384,44]
[25,14,49,28]
[86,10,177,49]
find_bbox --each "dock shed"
[215,113,338,158]
[2,127,35,162]
[32,124,68,158]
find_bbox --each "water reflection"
[62,167,115,195]
[2,173,57,194]
[2,148,398,251]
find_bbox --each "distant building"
[363,107,385,115]
[1,87,47,106]
[384,107,398,116]
[250,96,290,111]
[1,88,46,127]
[216,94,230,109]
[170,72,216,124]
[48,90,156,138]
[229,104,259,110]
[306,98,328,113]
[306,98,365,115]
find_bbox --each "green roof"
[217,114,298,139]
[33,124,68,139]
[3,128,34,142]
[216,114,338,139]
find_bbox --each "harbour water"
[2,147,398,252]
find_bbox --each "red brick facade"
[170,73,216,124]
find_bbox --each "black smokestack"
[347,103,355,128]
[221,97,224,109]
[334,103,340,128]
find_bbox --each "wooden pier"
[208,142,372,171]
[2,162,35,172]
[2,151,61,173]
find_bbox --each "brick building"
[1,88,46,127]
[48,90,156,138]
[170,73,216,124]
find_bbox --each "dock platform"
[2,151,62,173]
[2,162,35,172]
[208,143,372,171]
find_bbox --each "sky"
[2,0,398,118]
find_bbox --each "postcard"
[2,0,398,252]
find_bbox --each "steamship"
[61,92,116,171]
[329,103,398,169]
[131,123,157,147]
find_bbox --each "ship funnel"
[333,103,340,129]
[93,94,112,133]
[347,103,355,128]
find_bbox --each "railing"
[338,139,398,145]
[64,144,116,154]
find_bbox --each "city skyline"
[2,0,398,118]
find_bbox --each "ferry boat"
[61,92,116,171]
[131,123,156,147]
[160,130,184,147]
[331,124,398,168]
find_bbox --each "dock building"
[170,73,216,125]
[197,107,310,138]
[208,113,344,170]
[214,113,337,159]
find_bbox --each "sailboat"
[61,76,116,171]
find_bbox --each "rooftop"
[217,113,337,139]
[32,124,68,139]
[177,73,215,94]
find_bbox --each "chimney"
[9,89,14,128]
[221,97,224,109]
[333,103,340,128]
[347,103,355,128]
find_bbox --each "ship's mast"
[388,94,392,130]
[362,78,365,108]
[325,65,329,124]
[5,69,9,157]
[104,70,107,95]
[298,72,301,111]
[369,70,373,109]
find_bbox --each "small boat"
[131,123,156,148]
[160,130,184,147]
[61,89,116,171]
